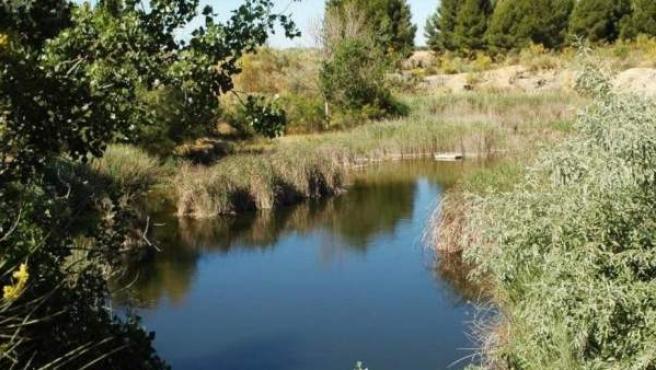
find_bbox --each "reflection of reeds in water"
[433,251,497,369]
[433,251,492,303]
[123,161,468,306]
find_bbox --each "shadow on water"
[114,159,492,370]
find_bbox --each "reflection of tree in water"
[115,160,483,308]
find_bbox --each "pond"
[116,160,486,370]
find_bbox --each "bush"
[279,93,328,134]
[462,67,656,368]
[320,38,403,120]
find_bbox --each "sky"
[204,0,437,48]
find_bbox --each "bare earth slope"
[424,66,656,96]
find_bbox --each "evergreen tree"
[486,0,574,50]
[453,0,492,52]
[326,0,417,57]
[620,0,656,39]
[569,0,632,43]
[424,0,461,52]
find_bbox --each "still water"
[119,161,484,370]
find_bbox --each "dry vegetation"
[98,90,580,219]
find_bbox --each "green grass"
[91,144,167,197]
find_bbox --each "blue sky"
[204,0,437,48]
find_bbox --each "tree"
[0,0,298,368]
[320,38,399,120]
[425,0,461,52]
[325,0,417,57]
[486,0,574,50]
[453,0,492,52]
[620,0,656,39]
[569,0,632,43]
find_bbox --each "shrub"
[239,95,288,138]
[320,38,402,120]
[280,93,328,134]
[462,66,656,368]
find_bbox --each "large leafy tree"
[0,0,297,368]
[486,0,574,50]
[453,0,492,52]
[425,0,461,52]
[569,0,631,43]
[325,0,417,57]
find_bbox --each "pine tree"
[424,0,461,52]
[486,0,574,50]
[620,0,656,39]
[569,0,632,43]
[453,0,492,52]
[326,0,417,57]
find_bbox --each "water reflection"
[114,160,489,370]
[116,160,483,308]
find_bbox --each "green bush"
[320,38,403,121]
[239,95,288,138]
[463,68,656,368]
[280,93,328,134]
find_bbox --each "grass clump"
[175,150,344,218]
[459,72,656,368]
[92,144,166,197]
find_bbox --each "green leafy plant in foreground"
[462,65,656,368]
[239,95,288,138]
[0,0,298,368]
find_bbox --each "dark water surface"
[118,161,484,370]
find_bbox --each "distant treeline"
[425,0,656,53]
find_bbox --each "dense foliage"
[238,95,287,138]
[569,0,631,43]
[320,38,400,122]
[486,0,574,51]
[620,0,656,39]
[453,0,492,53]
[0,0,297,368]
[463,66,656,368]
[424,0,460,52]
[325,0,416,58]
[426,0,656,54]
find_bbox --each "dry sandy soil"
[422,66,656,97]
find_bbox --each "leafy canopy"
[569,0,631,43]
[486,0,574,50]
[425,0,461,52]
[325,0,416,57]
[0,0,298,368]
